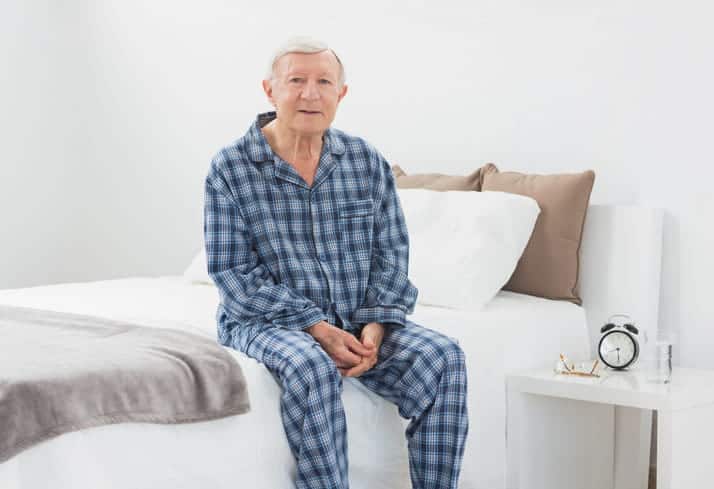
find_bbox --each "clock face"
[598,330,638,369]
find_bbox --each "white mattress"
[0,276,589,489]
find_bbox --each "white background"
[1,1,712,367]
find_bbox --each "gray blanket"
[0,304,250,463]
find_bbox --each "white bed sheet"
[0,276,589,489]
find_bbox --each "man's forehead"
[277,51,340,77]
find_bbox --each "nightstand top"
[507,366,714,411]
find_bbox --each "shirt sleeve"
[350,152,419,328]
[204,166,328,332]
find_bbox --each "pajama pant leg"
[234,327,349,489]
[356,321,469,489]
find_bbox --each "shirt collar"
[244,111,346,163]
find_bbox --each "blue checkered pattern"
[243,320,468,489]
[204,112,468,488]
[204,111,418,351]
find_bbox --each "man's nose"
[300,80,320,100]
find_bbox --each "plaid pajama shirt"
[204,111,468,489]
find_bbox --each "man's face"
[263,50,348,136]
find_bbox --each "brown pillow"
[391,163,498,191]
[481,166,595,305]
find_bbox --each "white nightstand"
[506,366,714,489]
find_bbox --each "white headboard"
[578,205,664,360]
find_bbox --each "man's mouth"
[298,110,321,115]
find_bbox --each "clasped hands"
[306,321,385,377]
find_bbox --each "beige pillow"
[392,163,497,191]
[481,166,595,305]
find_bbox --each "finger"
[365,355,378,370]
[346,335,375,356]
[362,323,384,339]
[336,348,363,367]
[361,329,383,348]
[359,343,380,366]
[344,362,370,378]
[363,336,375,349]
[334,355,361,369]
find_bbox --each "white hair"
[266,36,346,86]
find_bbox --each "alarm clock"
[598,314,640,370]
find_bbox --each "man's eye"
[319,79,332,85]
[289,78,304,83]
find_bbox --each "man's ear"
[262,79,275,108]
[337,84,348,103]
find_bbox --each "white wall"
[0,0,90,286]
[1,1,712,367]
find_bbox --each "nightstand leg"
[657,404,714,489]
[613,406,652,489]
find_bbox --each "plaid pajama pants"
[232,321,468,489]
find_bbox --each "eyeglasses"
[555,353,601,378]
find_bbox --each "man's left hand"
[341,322,385,377]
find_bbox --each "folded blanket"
[0,304,250,463]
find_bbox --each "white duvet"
[0,276,589,489]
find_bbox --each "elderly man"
[204,38,468,489]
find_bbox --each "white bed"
[0,275,587,489]
[0,205,664,489]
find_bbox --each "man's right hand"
[306,321,376,374]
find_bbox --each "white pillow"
[183,190,539,309]
[397,188,540,310]
[183,248,213,285]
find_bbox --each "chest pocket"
[338,199,374,262]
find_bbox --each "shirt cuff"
[272,306,328,331]
[351,306,407,328]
